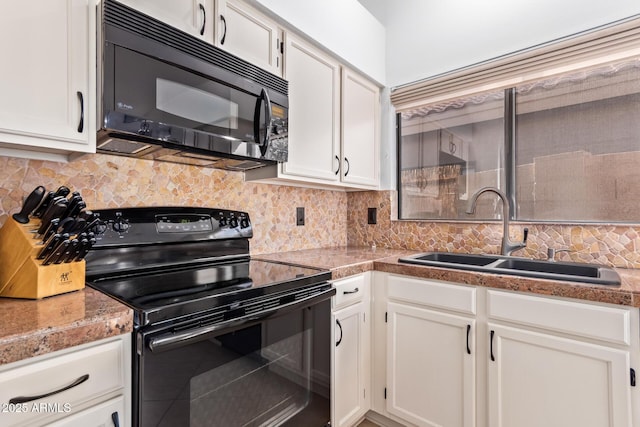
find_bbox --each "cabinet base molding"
[364,410,412,427]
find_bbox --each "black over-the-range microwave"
[97,0,288,171]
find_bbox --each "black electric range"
[85,207,334,427]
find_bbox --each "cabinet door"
[282,34,341,182]
[117,0,214,41]
[0,0,93,152]
[488,323,633,427]
[47,396,125,427]
[332,301,370,427]
[215,0,282,75]
[341,68,379,188]
[387,302,475,427]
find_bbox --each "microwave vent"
[98,138,153,155]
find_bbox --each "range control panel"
[90,207,252,247]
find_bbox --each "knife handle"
[37,234,62,260]
[62,196,83,219]
[40,218,60,242]
[12,186,46,224]
[37,202,67,235]
[73,239,89,262]
[63,239,79,263]
[32,191,55,218]
[42,239,69,266]
[53,186,71,198]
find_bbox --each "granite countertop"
[0,287,133,366]
[256,246,640,308]
[3,245,640,367]
[255,246,417,279]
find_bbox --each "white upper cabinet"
[281,33,341,183]
[215,0,282,75]
[116,0,214,41]
[0,0,96,157]
[246,33,381,190]
[341,68,380,187]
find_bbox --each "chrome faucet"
[466,186,528,256]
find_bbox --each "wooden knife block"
[0,218,85,299]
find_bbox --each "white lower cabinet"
[373,272,640,427]
[486,289,638,427]
[0,335,131,427]
[488,324,632,427]
[387,303,475,427]
[47,396,125,427]
[385,275,476,427]
[331,273,371,427]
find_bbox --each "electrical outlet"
[296,207,305,226]
[368,207,377,224]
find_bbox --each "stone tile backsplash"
[0,155,348,255]
[348,190,640,269]
[2,155,638,268]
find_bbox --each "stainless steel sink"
[399,252,621,286]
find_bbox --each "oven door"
[135,288,334,427]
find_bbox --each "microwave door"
[111,46,256,143]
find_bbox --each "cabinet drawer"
[0,338,125,427]
[48,395,125,427]
[387,274,476,315]
[487,290,632,345]
[333,274,368,310]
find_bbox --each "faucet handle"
[522,227,529,244]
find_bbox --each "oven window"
[156,78,239,129]
[139,300,331,427]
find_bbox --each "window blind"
[390,15,640,112]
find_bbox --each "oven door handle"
[147,287,336,353]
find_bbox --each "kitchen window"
[398,91,505,220]
[397,56,640,223]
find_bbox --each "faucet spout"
[466,186,528,256]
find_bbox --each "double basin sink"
[399,252,621,286]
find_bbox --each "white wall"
[362,0,640,87]
[250,0,386,84]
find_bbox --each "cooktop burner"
[84,207,331,327]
